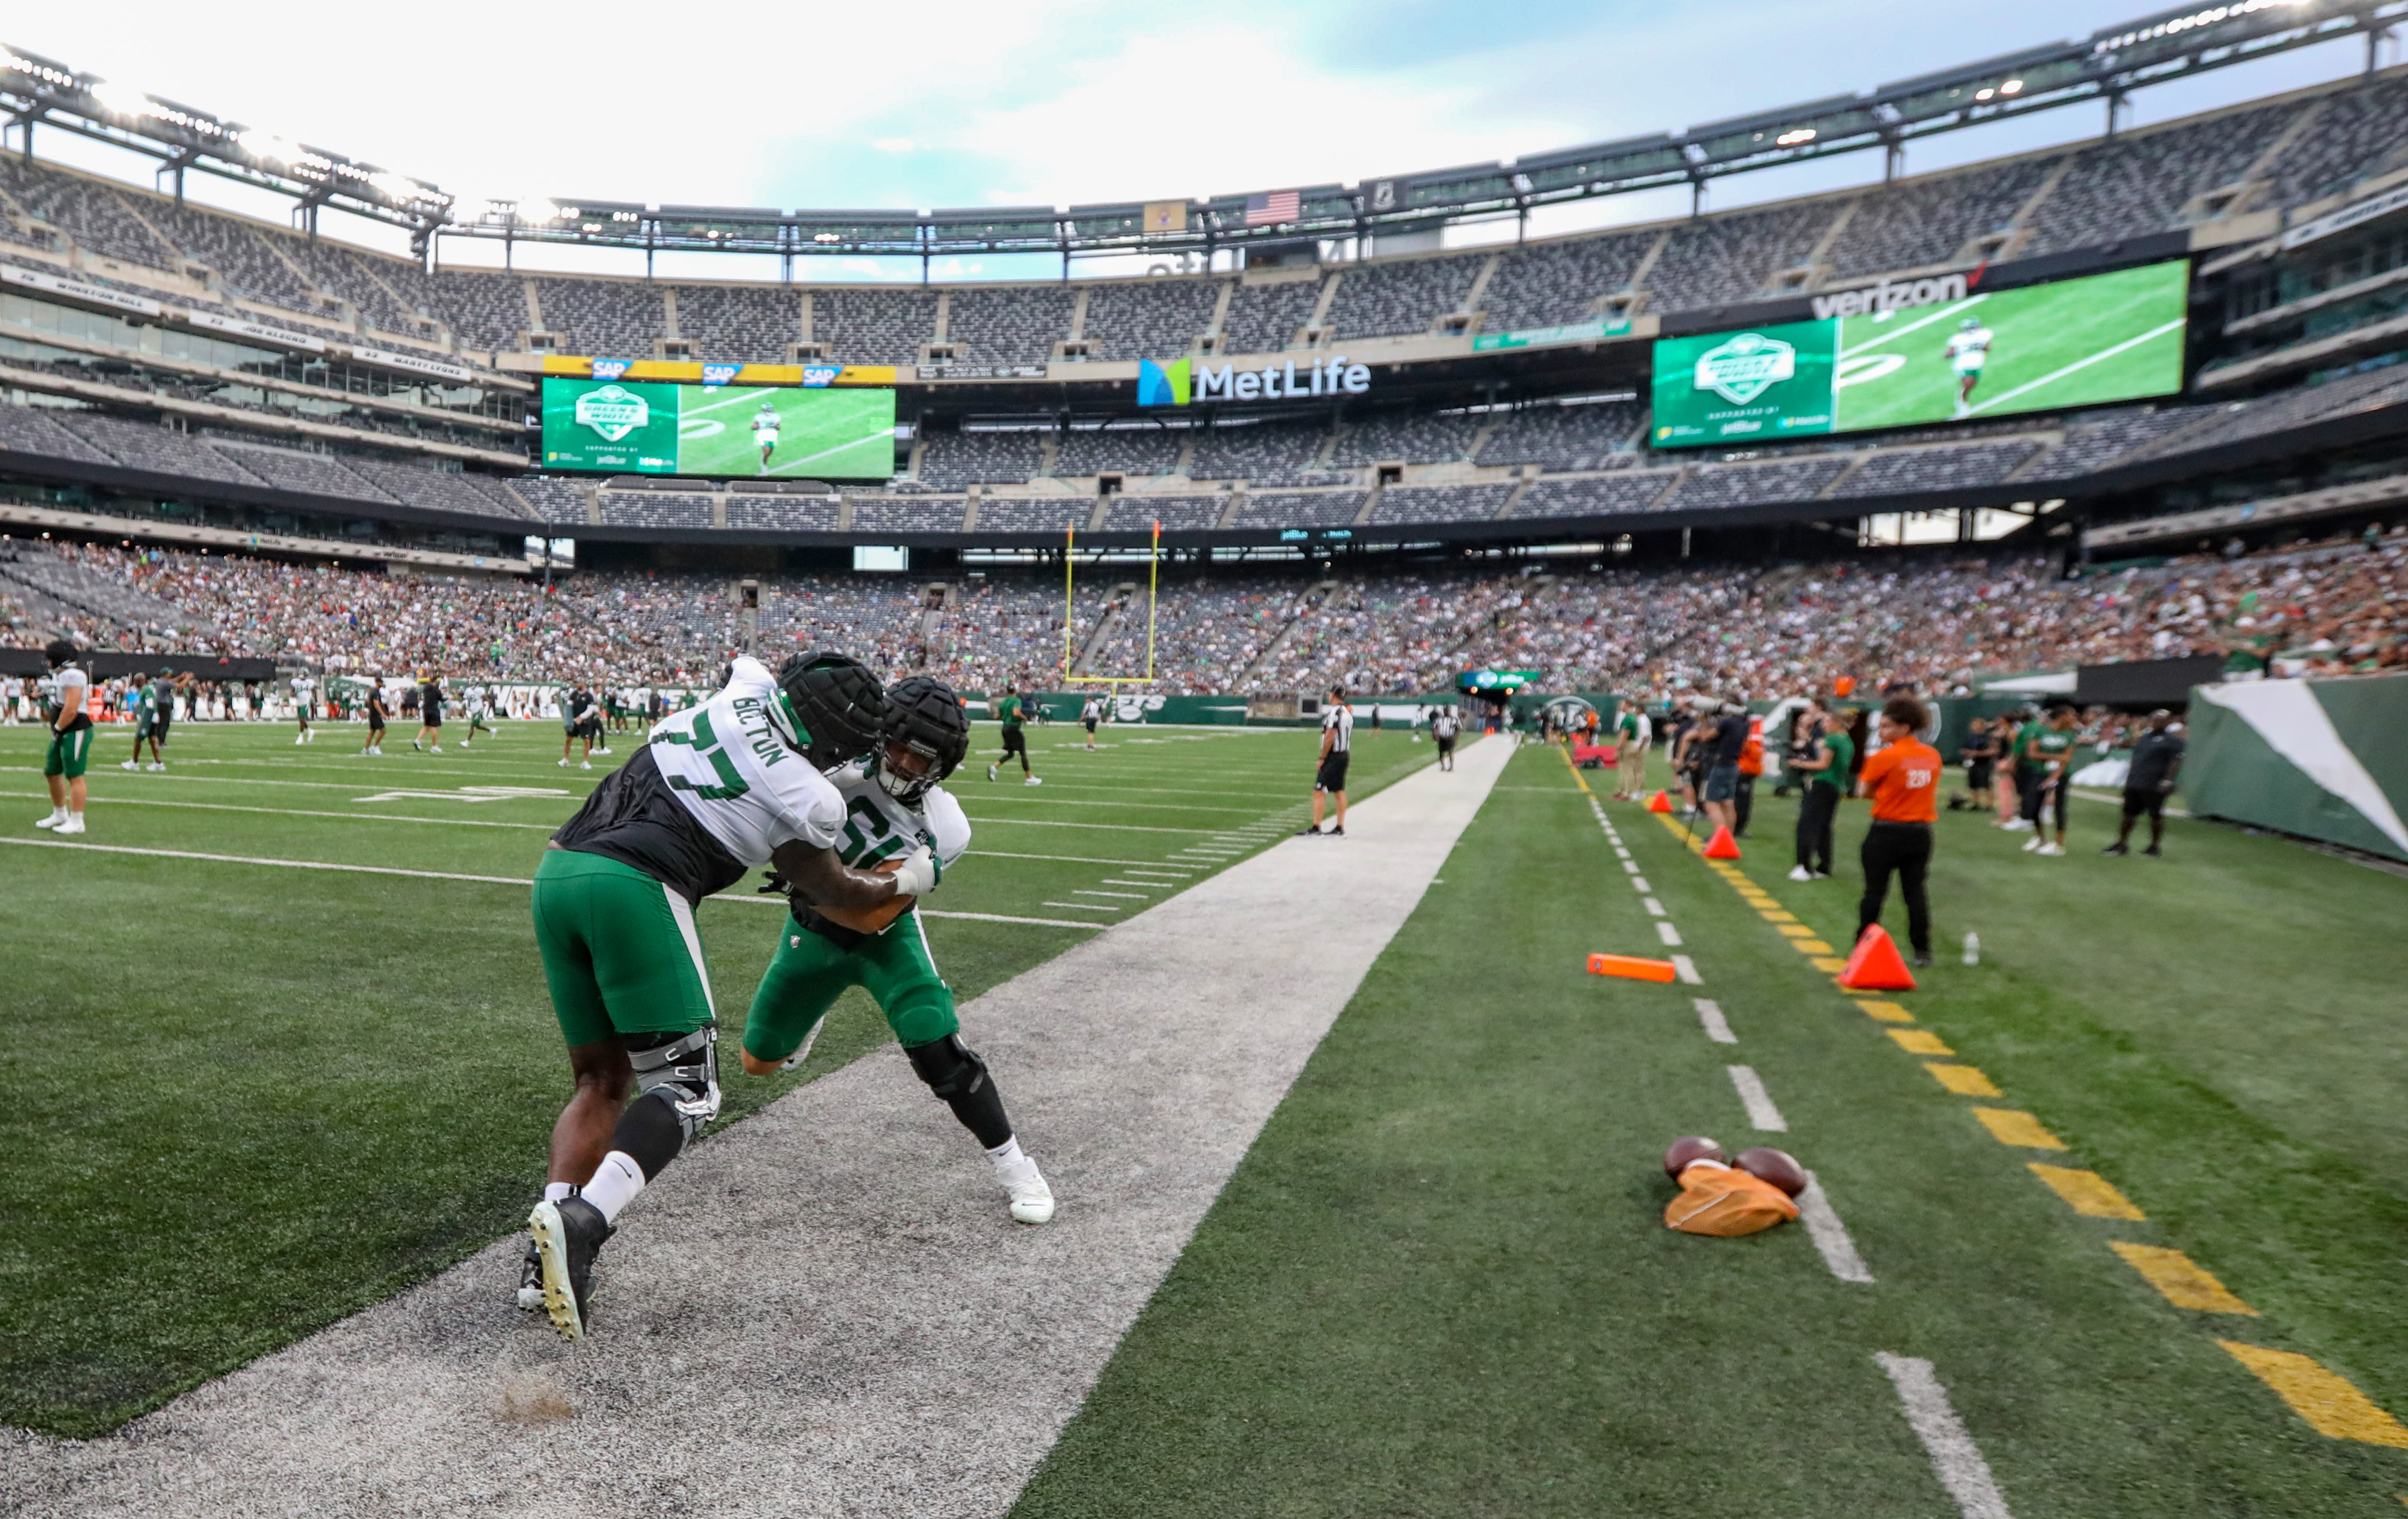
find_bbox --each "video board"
[540,379,897,479]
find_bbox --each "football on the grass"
[1663,1137,1728,1177]
[1734,1147,1808,1197]
[816,857,912,935]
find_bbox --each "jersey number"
[839,796,913,869]
[653,711,750,801]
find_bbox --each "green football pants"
[531,849,716,1047]
[743,910,958,1063]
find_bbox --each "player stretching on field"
[34,639,91,834]
[1302,684,1352,836]
[752,401,781,475]
[985,681,1040,785]
[522,652,933,1340]
[291,670,316,745]
[742,676,1054,1223]
[1948,314,1993,418]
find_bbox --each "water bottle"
[1962,932,1981,967]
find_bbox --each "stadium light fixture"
[1776,128,1817,146]
[87,80,154,119]
[517,199,560,224]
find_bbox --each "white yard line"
[0,791,560,830]
[1642,896,1666,916]
[1672,954,1703,985]
[1725,1064,1787,1131]
[1655,921,1683,946]
[1693,998,1737,1045]
[1799,1173,1876,1285]
[1042,900,1121,913]
[1873,1354,2013,1517]
[1630,875,1649,891]
[1073,890,1149,900]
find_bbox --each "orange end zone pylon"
[1588,952,1678,983]
[1839,925,1917,991]
[1703,825,1742,860]
[1647,790,1674,813]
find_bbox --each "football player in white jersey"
[742,675,1053,1225]
[751,401,782,474]
[460,683,497,747]
[524,652,926,1340]
[1948,315,1994,417]
[290,673,316,744]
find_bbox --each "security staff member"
[1855,695,1941,968]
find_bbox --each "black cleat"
[1327,826,1344,836]
[2142,844,2162,857]
[515,1237,544,1311]
[1912,952,1934,968]
[528,1195,612,1341]
[1297,825,1321,836]
[2100,842,2129,856]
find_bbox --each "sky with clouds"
[7,1,2387,280]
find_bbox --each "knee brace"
[905,1034,1014,1149]
[624,1023,721,1144]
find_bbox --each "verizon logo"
[1810,269,1979,321]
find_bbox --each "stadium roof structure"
[5,0,2405,268]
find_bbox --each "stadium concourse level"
[8,527,2402,696]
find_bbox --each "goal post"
[1059,520,1162,689]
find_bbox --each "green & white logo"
[575,383,650,442]
[1693,332,1795,407]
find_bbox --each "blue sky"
[10,1,2391,279]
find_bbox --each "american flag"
[1245,189,1300,226]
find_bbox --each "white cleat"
[778,1021,824,1073]
[558,758,569,767]
[34,811,63,829]
[1787,864,1813,882]
[148,762,164,771]
[54,815,85,835]
[1024,775,1043,786]
[2037,842,2065,856]
[580,761,592,770]
[120,760,138,770]
[430,745,442,753]
[294,735,306,745]
[2021,835,2043,853]
[997,1152,1054,1224]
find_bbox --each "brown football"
[1662,1136,1728,1177]
[1734,1147,1808,1198]
[814,857,913,935]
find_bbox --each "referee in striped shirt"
[1303,685,1352,837]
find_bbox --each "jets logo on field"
[1694,332,1795,406]
[574,383,650,442]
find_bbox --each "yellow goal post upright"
[1059,519,1163,692]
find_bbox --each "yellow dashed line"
[1772,921,1815,938]
[1887,1028,1955,1056]
[1760,910,1800,924]
[1794,939,1837,955]
[1854,999,1914,1023]
[1969,1107,2066,1150]
[2112,1243,2257,1315]
[2218,1343,2408,1446]
[1811,955,1850,973]
[1924,1063,2004,1097]
[2030,1164,2148,1219]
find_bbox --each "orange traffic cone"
[1702,825,1742,860]
[1839,925,1917,991]
[1647,790,1673,813]
[1587,952,1677,983]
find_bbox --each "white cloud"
[871,138,917,154]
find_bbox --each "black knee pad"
[610,1088,687,1180]
[905,1034,1014,1149]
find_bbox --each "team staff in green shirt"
[1787,696,1854,882]
[2013,702,2081,856]
[985,682,1042,786]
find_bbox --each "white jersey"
[291,677,315,703]
[647,656,843,868]
[1082,700,1100,723]
[1322,702,1353,753]
[752,412,781,442]
[1947,327,1993,372]
[825,760,971,874]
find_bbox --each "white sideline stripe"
[1726,1064,1787,1132]
[1672,954,1702,984]
[1073,890,1148,900]
[972,794,1265,815]
[1873,1353,2012,1517]
[1800,1172,1876,1285]
[1655,920,1683,946]
[0,838,1107,931]
[1642,896,1666,916]
[1693,998,1737,1045]
[969,851,1188,868]
[960,817,1222,835]
[0,764,590,796]
[0,791,558,829]
[1099,880,1162,889]
[1041,901,1120,913]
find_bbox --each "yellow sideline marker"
[1924,1063,2003,1097]
[1887,1029,1954,1056]
[1794,939,1837,955]
[2218,1342,2408,1446]
[1969,1107,2066,1149]
[2029,1164,2147,1219]
[1773,922,1816,937]
[2111,1243,2257,1315]
[1855,999,1914,1023]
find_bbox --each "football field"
[1834,261,2189,432]
[675,385,897,479]
[5,726,2405,1517]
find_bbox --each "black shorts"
[1083,718,1098,733]
[1002,726,1027,755]
[422,713,443,729]
[1315,752,1350,794]
[368,716,387,732]
[1436,734,1456,753]
[1967,760,1995,790]
[2121,787,2166,820]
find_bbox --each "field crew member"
[1855,696,1941,968]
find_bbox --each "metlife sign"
[1138,355,1370,407]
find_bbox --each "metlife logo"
[1139,355,1370,406]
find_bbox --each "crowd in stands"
[9,525,2399,698]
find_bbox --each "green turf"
[1010,744,2408,1517]
[1834,259,2188,430]
[0,715,1432,1437]
[674,384,896,480]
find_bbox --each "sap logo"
[592,359,632,381]
[1810,271,1972,320]
[701,363,741,387]
[800,365,841,387]
[1137,358,1190,407]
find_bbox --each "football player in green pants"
[521,651,927,1340]
[742,676,1055,1224]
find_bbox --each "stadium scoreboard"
[1649,259,2189,449]
[541,377,898,479]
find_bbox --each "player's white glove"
[891,846,941,897]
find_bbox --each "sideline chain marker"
[1588,952,1678,983]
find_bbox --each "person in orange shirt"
[1855,695,1942,967]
